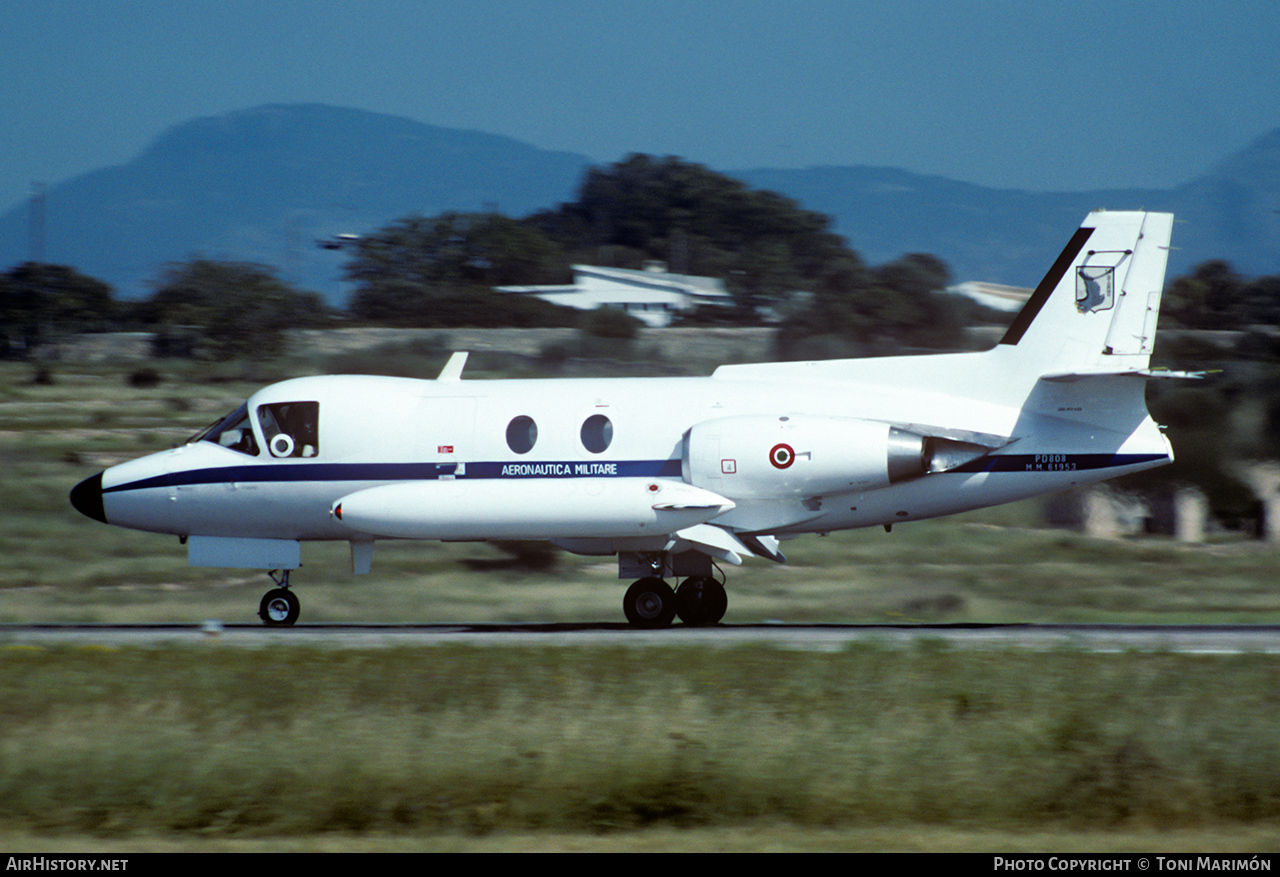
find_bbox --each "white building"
[946,281,1032,313]
[496,261,732,327]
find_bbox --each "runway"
[4,622,1280,653]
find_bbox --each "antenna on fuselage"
[437,351,469,381]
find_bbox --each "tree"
[344,212,567,291]
[0,262,114,357]
[864,253,962,347]
[1162,260,1243,330]
[1238,273,1280,328]
[344,212,575,327]
[726,241,805,321]
[528,154,852,319]
[775,252,966,356]
[132,259,330,359]
[344,156,968,342]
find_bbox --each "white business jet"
[71,210,1182,628]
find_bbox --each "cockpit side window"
[258,401,320,458]
[194,403,259,456]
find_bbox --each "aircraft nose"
[70,472,108,524]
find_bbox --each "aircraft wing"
[674,524,787,565]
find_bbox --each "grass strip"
[0,642,1277,838]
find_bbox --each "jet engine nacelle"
[682,415,929,499]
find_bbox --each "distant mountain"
[1169,128,1280,282]
[737,129,1280,286]
[0,104,592,299]
[1,104,1277,300]
[735,167,1170,286]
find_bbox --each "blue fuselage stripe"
[101,453,1165,495]
[102,459,685,494]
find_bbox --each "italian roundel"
[769,443,795,469]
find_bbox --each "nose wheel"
[259,570,301,627]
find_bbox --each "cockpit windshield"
[191,400,320,458]
[193,403,259,456]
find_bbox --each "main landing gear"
[622,574,727,629]
[253,556,725,629]
[259,569,300,627]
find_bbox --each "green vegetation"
[0,263,114,357]
[1162,260,1280,331]
[129,259,333,360]
[338,155,977,349]
[0,643,1279,845]
[344,212,578,328]
[1139,331,1280,526]
[528,154,849,308]
[774,251,993,358]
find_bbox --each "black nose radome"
[70,472,107,524]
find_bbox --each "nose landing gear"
[259,569,300,627]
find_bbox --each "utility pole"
[28,182,46,263]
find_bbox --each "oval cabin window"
[506,415,538,454]
[580,414,613,454]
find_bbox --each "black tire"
[259,587,300,627]
[675,576,728,626]
[623,577,677,629]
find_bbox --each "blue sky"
[3,0,1279,211]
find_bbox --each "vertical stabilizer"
[998,211,1173,376]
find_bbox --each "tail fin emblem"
[1075,247,1132,314]
[1075,265,1115,313]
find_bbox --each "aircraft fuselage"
[81,353,1171,546]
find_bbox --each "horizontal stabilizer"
[1138,368,1212,380]
[1041,368,1209,383]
